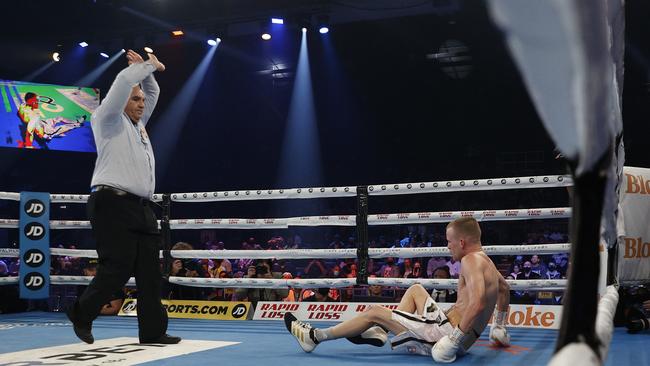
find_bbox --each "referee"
[67,49,179,345]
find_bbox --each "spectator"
[339,258,356,276]
[430,266,457,303]
[367,284,383,297]
[233,241,255,272]
[246,237,263,250]
[400,258,413,278]
[446,258,461,278]
[546,262,562,279]
[282,272,296,302]
[330,265,344,278]
[366,258,376,275]
[276,259,295,275]
[530,254,547,278]
[267,236,284,250]
[165,242,207,300]
[353,275,396,302]
[510,263,522,279]
[517,261,540,305]
[304,259,327,278]
[234,260,288,306]
[328,234,344,249]
[558,256,569,276]
[376,257,400,278]
[0,260,8,276]
[291,234,302,249]
[207,270,234,301]
[208,258,232,278]
[405,261,424,279]
[348,263,358,278]
[520,261,542,280]
[426,257,447,277]
[302,287,336,302]
[367,282,385,298]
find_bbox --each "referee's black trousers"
[73,189,168,341]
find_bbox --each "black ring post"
[161,194,172,279]
[555,151,610,358]
[356,186,369,285]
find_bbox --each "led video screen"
[0,80,98,152]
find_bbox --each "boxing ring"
[0,313,644,365]
[0,174,645,365]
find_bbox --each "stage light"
[171,30,184,36]
[79,42,88,47]
[52,52,60,62]
[100,52,109,58]
[262,33,271,40]
[207,39,217,46]
[216,37,222,43]
[317,15,330,35]
[302,27,307,33]
[271,18,284,24]
[144,47,154,53]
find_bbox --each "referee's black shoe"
[66,305,94,344]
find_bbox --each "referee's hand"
[147,53,166,72]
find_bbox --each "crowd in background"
[0,224,570,313]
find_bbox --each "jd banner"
[119,299,251,320]
[19,192,50,299]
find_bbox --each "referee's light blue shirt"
[90,61,159,199]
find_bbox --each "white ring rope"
[0,275,567,290]
[0,207,571,230]
[0,175,572,203]
[0,244,571,260]
[0,192,20,201]
[367,175,572,196]
[595,285,619,360]
[367,278,567,291]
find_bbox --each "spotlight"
[207,39,217,46]
[319,27,329,34]
[261,33,271,41]
[52,52,60,62]
[100,52,109,58]
[79,41,88,47]
[171,30,184,36]
[216,37,222,43]
[271,18,284,24]
[301,27,307,33]
[144,47,153,53]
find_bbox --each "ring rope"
[0,243,570,260]
[595,285,619,360]
[0,275,567,290]
[0,174,572,203]
[0,207,571,230]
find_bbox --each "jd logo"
[231,304,247,318]
[24,199,46,217]
[23,249,45,267]
[24,272,45,290]
[122,300,137,313]
[24,223,45,240]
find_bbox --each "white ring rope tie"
[0,275,567,290]
[0,207,571,230]
[0,243,571,259]
[0,174,572,203]
[595,285,619,360]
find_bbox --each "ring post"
[356,186,369,285]
[161,194,172,279]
